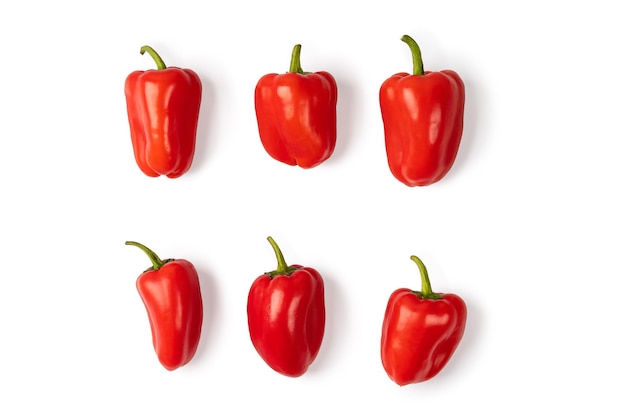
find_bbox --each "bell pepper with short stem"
[254,44,337,168]
[380,35,465,186]
[247,236,326,377]
[381,255,467,385]
[124,45,202,178]
[126,241,203,371]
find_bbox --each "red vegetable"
[380,35,465,186]
[247,236,326,377]
[381,256,467,385]
[124,45,202,178]
[254,44,337,168]
[126,241,203,371]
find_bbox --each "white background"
[1,1,624,415]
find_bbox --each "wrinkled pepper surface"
[247,236,326,377]
[381,255,467,385]
[380,35,465,186]
[126,241,203,371]
[254,44,337,168]
[124,45,202,178]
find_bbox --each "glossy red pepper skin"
[381,256,467,385]
[126,241,203,371]
[124,45,202,178]
[254,44,337,168]
[380,35,465,186]
[247,237,326,377]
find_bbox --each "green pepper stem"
[126,241,164,270]
[267,236,297,278]
[410,255,443,299]
[288,44,304,74]
[401,35,424,76]
[140,45,167,70]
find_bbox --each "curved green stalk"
[126,240,165,270]
[289,44,304,74]
[401,35,424,76]
[267,236,298,278]
[410,255,443,299]
[140,45,167,70]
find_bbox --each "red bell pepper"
[254,44,337,168]
[124,45,202,178]
[247,236,326,377]
[380,35,465,186]
[381,255,467,385]
[126,241,203,371]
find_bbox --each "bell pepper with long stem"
[254,44,337,168]
[380,35,465,186]
[381,255,467,385]
[124,45,202,178]
[126,241,204,371]
[247,236,326,377]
